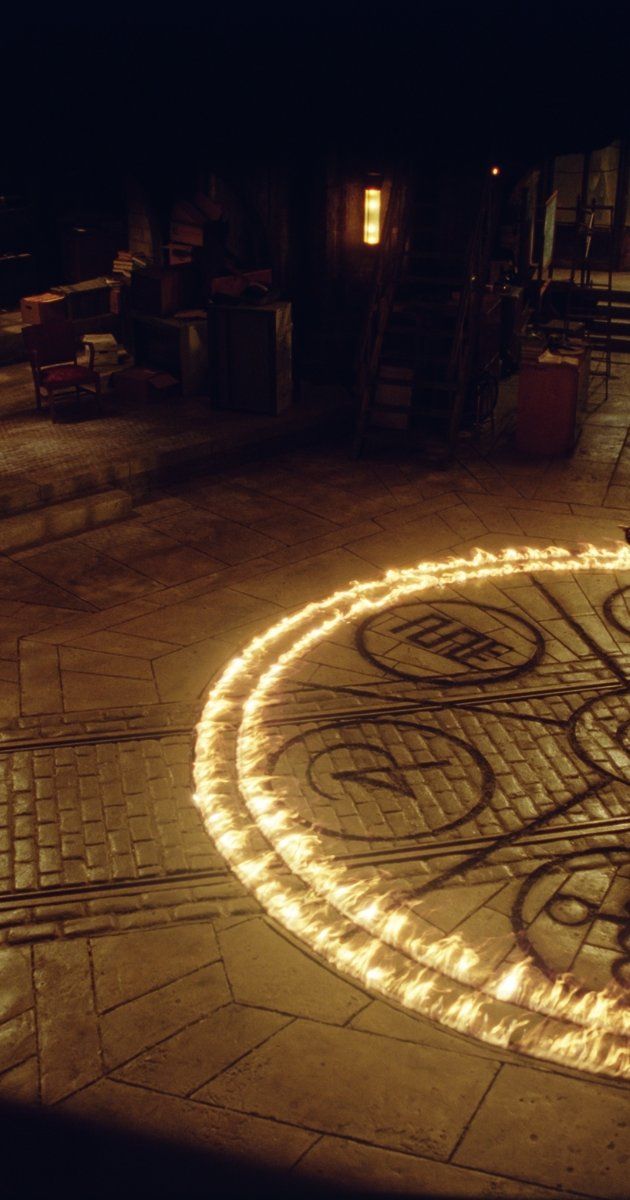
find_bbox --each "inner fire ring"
[193,544,630,1081]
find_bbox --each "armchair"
[22,319,101,419]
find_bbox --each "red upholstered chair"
[22,319,101,419]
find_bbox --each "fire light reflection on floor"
[194,545,630,1080]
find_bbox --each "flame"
[194,544,630,1079]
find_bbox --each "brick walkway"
[0,359,629,1196]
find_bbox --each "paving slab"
[295,1134,589,1198]
[218,918,367,1023]
[115,1002,290,1096]
[454,1064,630,1199]
[60,1076,319,1167]
[201,1018,499,1160]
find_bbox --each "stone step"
[0,489,132,554]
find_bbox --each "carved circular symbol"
[514,848,630,990]
[357,599,544,685]
[269,719,494,840]
[604,586,630,637]
[571,690,630,783]
[194,545,630,1080]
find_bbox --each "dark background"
[3,0,629,184]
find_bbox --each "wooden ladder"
[353,169,498,460]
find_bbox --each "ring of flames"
[194,545,630,1080]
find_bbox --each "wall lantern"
[363,173,383,245]
[490,165,501,177]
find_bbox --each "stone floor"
[0,356,629,1197]
[0,360,354,517]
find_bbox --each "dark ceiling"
[4,1,628,180]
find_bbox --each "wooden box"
[517,345,590,455]
[20,292,66,325]
[111,367,179,403]
[54,277,112,320]
[132,314,208,396]
[170,221,204,248]
[208,299,292,414]
[130,266,196,318]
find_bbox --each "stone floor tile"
[79,522,224,585]
[374,492,462,529]
[0,1057,39,1104]
[454,1064,630,1198]
[0,678,19,719]
[146,510,282,564]
[605,484,630,508]
[295,1135,587,1198]
[511,510,624,544]
[349,1001,506,1062]
[231,547,377,608]
[201,1018,498,1160]
[100,962,230,1069]
[68,630,180,658]
[92,923,220,1012]
[0,557,92,610]
[60,1076,318,1168]
[19,639,63,716]
[113,590,281,645]
[34,939,101,1103]
[59,646,154,680]
[27,599,164,647]
[219,919,367,1023]
[0,1011,36,1075]
[152,636,239,702]
[61,670,159,712]
[15,542,161,609]
[0,946,33,1022]
[117,1002,290,1096]
[344,515,457,570]
[178,481,297,525]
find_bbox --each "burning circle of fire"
[194,545,630,1079]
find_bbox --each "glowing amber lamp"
[363,187,382,244]
[491,165,501,177]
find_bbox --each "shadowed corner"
[0,1096,448,1200]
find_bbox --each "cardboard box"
[83,333,124,367]
[111,367,178,403]
[20,292,66,325]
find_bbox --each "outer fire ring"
[194,545,630,1080]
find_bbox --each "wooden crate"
[130,266,196,317]
[208,300,292,414]
[132,314,207,396]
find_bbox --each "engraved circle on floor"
[195,550,630,1076]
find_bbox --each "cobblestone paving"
[0,362,629,1197]
[248,568,630,999]
[0,734,217,893]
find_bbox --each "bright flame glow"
[194,544,630,1079]
[364,188,381,244]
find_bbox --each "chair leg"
[94,376,101,416]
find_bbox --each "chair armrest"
[85,342,95,370]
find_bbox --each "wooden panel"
[208,301,292,414]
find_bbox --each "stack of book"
[112,250,150,279]
[164,192,223,266]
